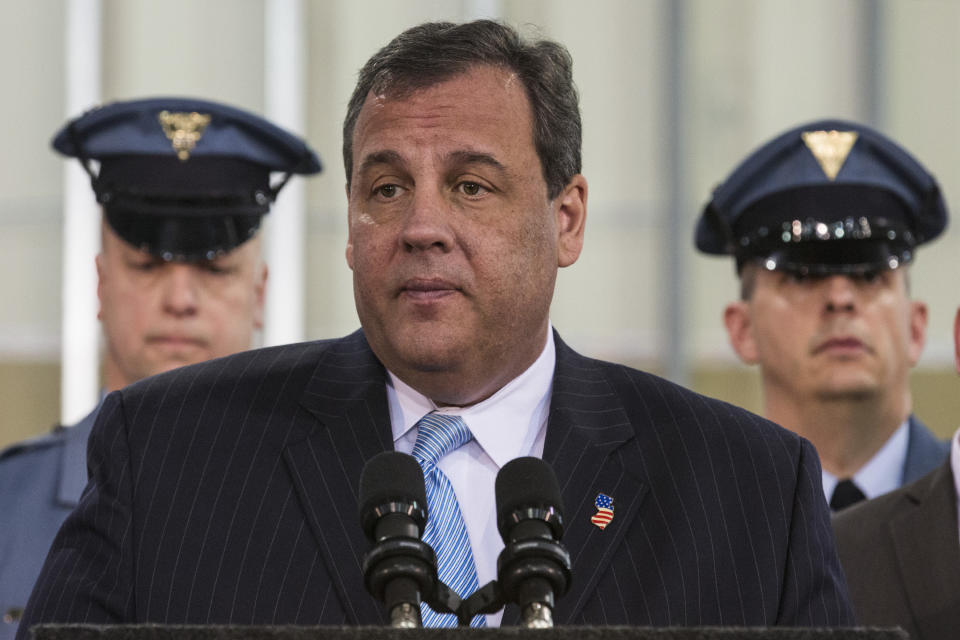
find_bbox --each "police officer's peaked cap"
[53,97,322,261]
[695,119,947,276]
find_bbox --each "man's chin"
[375,324,470,368]
[813,377,880,402]
[395,348,463,374]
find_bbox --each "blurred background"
[3,0,959,450]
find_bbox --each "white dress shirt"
[387,328,555,626]
[822,419,909,503]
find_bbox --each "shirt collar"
[822,418,910,501]
[387,327,555,468]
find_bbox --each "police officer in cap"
[0,97,321,639]
[697,119,950,512]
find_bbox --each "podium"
[31,625,909,640]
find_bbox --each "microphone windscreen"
[495,457,564,536]
[359,451,427,526]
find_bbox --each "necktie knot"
[830,478,866,511]
[412,413,472,466]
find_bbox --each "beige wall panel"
[102,0,265,107]
[0,362,61,450]
[884,1,960,195]
[686,0,757,364]
[883,1,960,367]
[750,0,864,133]
[0,2,65,447]
[0,222,63,356]
[910,369,960,440]
[304,229,359,339]
[303,0,348,224]
[0,2,65,202]
[552,226,661,362]
[911,238,960,366]
[0,0,65,359]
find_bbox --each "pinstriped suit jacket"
[18,330,853,634]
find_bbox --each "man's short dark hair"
[343,20,581,200]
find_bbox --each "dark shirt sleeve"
[776,438,856,625]
[17,392,135,638]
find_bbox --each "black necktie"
[830,479,866,511]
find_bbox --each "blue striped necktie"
[411,412,486,627]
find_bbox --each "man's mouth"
[147,335,207,349]
[813,336,869,355]
[400,278,460,301]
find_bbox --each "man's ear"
[724,300,759,364]
[345,230,355,271]
[906,300,928,366]
[253,262,268,330]
[556,174,587,268]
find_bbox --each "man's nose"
[400,186,456,253]
[160,264,200,316]
[823,275,857,313]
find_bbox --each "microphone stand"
[495,532,571,628]
[362,529,464,628]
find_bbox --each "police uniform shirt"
[0,407,98,640]
[821,419,910,504]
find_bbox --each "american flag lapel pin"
[590,493,614,530]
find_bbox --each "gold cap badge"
[158,110,211,161]
[801,130,858,181]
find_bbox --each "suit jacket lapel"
[502,333,648,625]
[283,331,393,624]
[889,462,960,639]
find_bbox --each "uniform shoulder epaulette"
[0,425,66,462]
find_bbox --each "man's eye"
[131,260,158,272]
[375,184,401,198]
[458,181,486,196]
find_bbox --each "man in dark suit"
[696,121,950,512]
[832,306,960,639]
[18,20,854,633]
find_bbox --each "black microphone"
[359,451,436,628]
[495,456,572,628]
